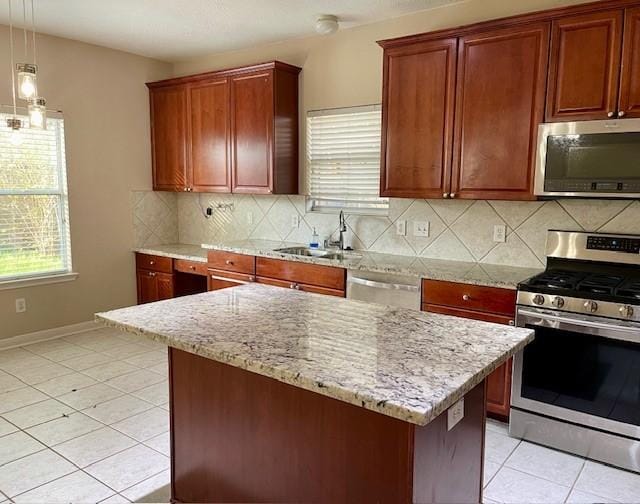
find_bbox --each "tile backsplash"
[133,190,640,268]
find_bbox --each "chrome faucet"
[324,210,348,251]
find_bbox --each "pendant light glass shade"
[17,63,37,100]
[28,97,46,129]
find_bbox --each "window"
[0,112,72,282]
[306,104,388,214]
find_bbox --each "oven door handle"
[518,309,640,344]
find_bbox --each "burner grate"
[616,280,640,300]
[577,274,624,295]
[528,270,585,290]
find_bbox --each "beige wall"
[0,26,171,340]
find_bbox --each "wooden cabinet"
[189,79,231,192]
[422,279,516,420]
[207,269,256,291]
[620,7,640,118]
[546,10,623,121]
[147,61,300,194]
[150,86,188,191]
[136,269,174,304]
[452,23,549,200]
[380,38,457,198]
[256,257,346,295]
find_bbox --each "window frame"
[305,104,388,216]
[0,110,74,285]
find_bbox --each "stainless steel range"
[510,230,640,472]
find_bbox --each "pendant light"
[6,0,23,143]
[28,96,46,129]
[16,0,37,100]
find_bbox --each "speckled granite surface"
[203,240,542,289]
[96,284,534,426]
[134,244,209,263]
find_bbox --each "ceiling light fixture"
[16,0,37,100]
[315,15,339,35]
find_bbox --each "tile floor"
[1,326,639,503]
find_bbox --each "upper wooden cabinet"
[546,10,623,121]
[150,86,188,191]
[452,23,550,200]
[620,7,640,118]
[147,61,301,194]
[380,38,457,198]
[189,78,231,192]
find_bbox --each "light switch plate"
[447,398,464,431]
[396,220,407,236]
[493,224,506,243]
[291,214,300,228]
[413,221,430,238]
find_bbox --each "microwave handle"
[517,309,640,344]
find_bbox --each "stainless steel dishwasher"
[346,270,421,310]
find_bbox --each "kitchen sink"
[274,246,357,260]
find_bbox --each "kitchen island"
[96,284,533,503]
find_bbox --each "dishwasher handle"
[347,276,420,293]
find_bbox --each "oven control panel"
[586,236,640,254]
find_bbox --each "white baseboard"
[0,321,97,351]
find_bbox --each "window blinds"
[306,104,388,213]
[0,112,72,281]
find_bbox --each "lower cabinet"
[421,279,516,420]
[136,269,174,304]
[208,269,256,291]
[255,257,346,297]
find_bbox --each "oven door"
[535,119,640,198]
[512,307,640,440]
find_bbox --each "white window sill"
[0,272,79,291]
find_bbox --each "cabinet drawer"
[207,250,255,274]
[422,279,516,316]
[175,259,208,276]
[256,276,345,298]
[421,304,514,326]
[256,258,345,291]
[207,269,256,291]
[135,253,173,273]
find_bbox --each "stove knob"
[533,294,545,306]
[552,296,565,308]
[583,300,598,313]
[619,305,635,319]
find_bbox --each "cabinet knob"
[148,272,156,277]
[450,193,456,198]
[618,111,626,118]
[190,265,196,270]
[462,294,470,301]
[290,283,300,290]
[608,111,615,118]
[509,320,515,326]
[149,260,155,265]
[248,276,255,282]
[442,193,449,199]
[183,187,188,192]
[225,260,233,265]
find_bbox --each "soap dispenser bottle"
[310,227,319,249]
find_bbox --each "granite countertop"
[134,241,542,289]
[96,284,534,426]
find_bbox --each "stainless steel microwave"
[535,119,640,198]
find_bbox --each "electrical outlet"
[447,398,464,431]
[413,221,430,238]
[15,298,26,313]
[247,211,254,225]
[493,224,506,243]
[291,214,300,228]
[396,220,407,236]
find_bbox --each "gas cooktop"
[517,231,640,322]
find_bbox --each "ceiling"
[0,0,463,62]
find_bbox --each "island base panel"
[169,347,485,503]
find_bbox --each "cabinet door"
[546,10,623,121]
[137,270,159,304]
[189,79,231,192]
[619,8,640,118]
[150,86,189,191]
[230,71,274,194]
[157,272,175,300]
[451,23,549,200]
[380,38,457,198]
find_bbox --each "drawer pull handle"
[225,260,234,265]
[462,294,470,301]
